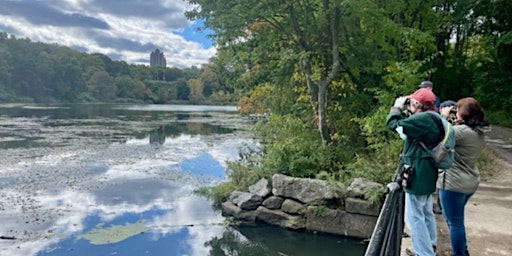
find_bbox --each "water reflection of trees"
[205,229,277,256]
[205,225,367,256]
[140,122,236,142]
[149,125,166,144]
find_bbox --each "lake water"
[0,103,366,256]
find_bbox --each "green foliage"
[199,143,266,207]
[88,71,115,101]
[363,185,386,205]
[351,56,437,184]
[314,205,327,217]
[486,111,512,129]
[186,0,512,208]
[256,114,353,178]
[348,152,399,185]
[195,182,237,209]
[0,32,234,104]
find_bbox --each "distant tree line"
[0,31,235,104]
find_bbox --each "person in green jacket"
[386,88,442,256]
[437,97,488,256]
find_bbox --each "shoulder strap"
[415,111,444,151]
[441,122,452,145]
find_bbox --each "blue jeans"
[405,193,437,256]
[439,189,473,256]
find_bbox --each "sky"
[0,0,216,68]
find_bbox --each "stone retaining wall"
[221,174,385,239]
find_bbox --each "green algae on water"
[78,221,148,245]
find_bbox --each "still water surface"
[0,103,366,256]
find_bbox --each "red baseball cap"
[408,88,435,106]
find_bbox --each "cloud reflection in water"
[0,105,254,256]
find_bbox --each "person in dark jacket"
[419,81,441,111]
[437,97,488,256]
[386,88,442,256]
[433,100,458,215]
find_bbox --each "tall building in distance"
[150,49,167,67]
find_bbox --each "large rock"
[221,201,256,221]
[248,178,272,198]
[281,199,305,215]
[262,196,284,210]
[345,197,381,216]
[346,178,385,199]
[221,201,241,217]
[255,206,306,230]
[230,191,263,210]
[305,206,377,239]
[271,174,344,205]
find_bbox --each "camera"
[404,98,411,105]
[450,108,457,114]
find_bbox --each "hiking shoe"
[404,246,436,256]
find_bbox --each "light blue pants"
[405,193,437,256]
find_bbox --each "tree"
[186,0,408,145]
[187,78,204,103]
[88,71,116,101]
[200,64,221,97]
[116,75,146,99]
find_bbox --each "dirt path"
[402,125,512,256]
[460,154,512,256]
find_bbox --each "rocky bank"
[221,174,386,239]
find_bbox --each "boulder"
[305,206,377,239]
[281,199,305,215]
[221,201,255,221]
[255,206,306,230]
[345,197,381,216]
[262,196,284,210]
[230,191,263,210]
[248,178,272,198]
[271,174,344,205]
[346,178,385,199]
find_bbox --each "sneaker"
[404,246,436,256]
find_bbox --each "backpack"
[417,111,455,169]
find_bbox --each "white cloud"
[0,0,215,68]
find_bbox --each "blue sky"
[0,0,216,68]
[176,20,213,49]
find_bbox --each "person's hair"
[420,103,436,111]
[456,97,487,128]
[410,99,435,112]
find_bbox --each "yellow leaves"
[248,20,270,32]
[331,79,356,94]
[237,82,272,115]
[291,71,305,83]
[187,78,204,102]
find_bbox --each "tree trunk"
[300,5,341,145]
